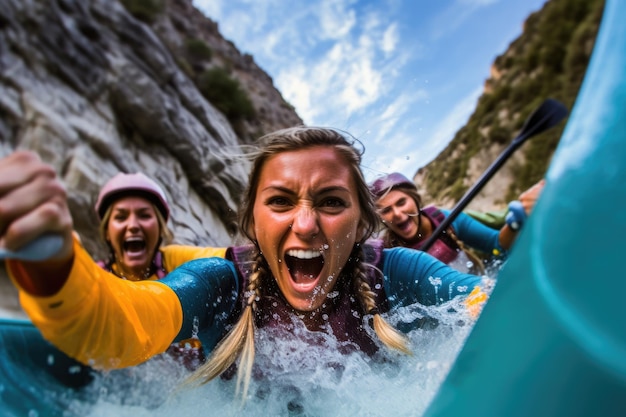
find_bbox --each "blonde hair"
[183,126,411,400]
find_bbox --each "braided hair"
[183,127,411,400]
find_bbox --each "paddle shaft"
[420,98,568,252]
[420,141,524,252]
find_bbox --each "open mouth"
[285,249,324,284]
[396,218,414,232]
[123,237,147,254]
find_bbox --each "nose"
[127,213,140,230]
[391,205,404,221]
[291,206,320,239]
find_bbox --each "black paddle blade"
[515,98,569,145]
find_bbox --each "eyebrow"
[261,185,351,195]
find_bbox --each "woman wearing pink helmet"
[94,172,226,281]
[369,172,544,274]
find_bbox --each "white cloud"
[317,0,358,40]
[381,23,399,55]
[373,92,423,143]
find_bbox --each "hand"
[518,179,545,215]
[0,151,74,262]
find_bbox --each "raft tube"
[1,0,625,416]
[0,319,95,416]
[424,0,626,415]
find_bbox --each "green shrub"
[186,38,213,62]
[120,0,165,24]
[448,179,468,202]
[489,125,511,144]
[197,68,255,122]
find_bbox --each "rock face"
[0,0,304,315]
[414,0,604,212]
[0,0,302,261]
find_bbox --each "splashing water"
[57,296,481,417]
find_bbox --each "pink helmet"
[369,172,417,198]
[95,172,170,221]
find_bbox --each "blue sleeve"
[382,247,482,308]
[444,209,505,255]
[160,257,239,352]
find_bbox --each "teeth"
[125,237,144,243]
[286,249,322,259]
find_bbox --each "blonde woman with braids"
[1,127,489,403]
[370,172,544,274]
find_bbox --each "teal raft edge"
[2,1,625,416]
[424,0,626,416]
[0,318,96,417]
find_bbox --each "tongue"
[287,256,323,283]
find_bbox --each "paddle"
[0,233,64,261]
[419,98,568,252]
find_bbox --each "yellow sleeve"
[161,244,227,271]
[465,286,489,319]
[7,237,184,370]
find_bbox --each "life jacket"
[96,250,168,280]
[228,241,389,356]
[409,205,461,265]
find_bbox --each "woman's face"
[106,196,161,274]
[252,146,364,312]
[375,189,420,241]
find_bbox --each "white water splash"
[68,296,480,417]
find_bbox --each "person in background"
[92,172,230,369]
[94,172,226,281]
[1,127,491,404]
[370,172,544,274]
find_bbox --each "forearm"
[8,239,183,370]
[383,247,483,306]
[451,212,504,254]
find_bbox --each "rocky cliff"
[0,0,605,316]
[0,0,305,316]
[0,0,302,261]
[414,0,605,212]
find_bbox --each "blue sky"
[193,0,548,182]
